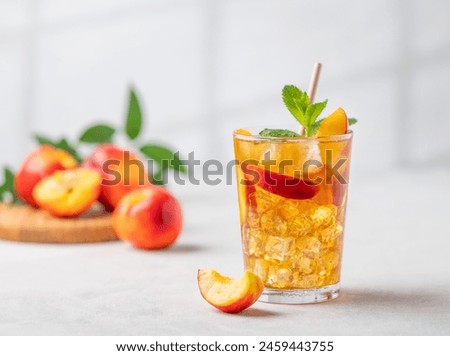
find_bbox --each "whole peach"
[113,187,182,249]
[82,144,151,211]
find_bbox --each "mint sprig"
[259,129,300,137]
[282,85,327,137]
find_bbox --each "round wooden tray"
[0,203,118,244]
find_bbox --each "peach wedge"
[316,107,348,137]
[198,269,264,313]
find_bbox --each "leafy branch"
[1,87,188,203]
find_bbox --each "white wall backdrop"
[1,0,450,178]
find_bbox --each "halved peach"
[32,168,101,217]
[198,269,264,313]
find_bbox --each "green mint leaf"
[140,144,187,175]
[308,119,324,137]
[34,134,57,146]
[79,124,116,144]
[348,118,358,126]
[126,88,143,140]
[259,129,300,137]
[282,85,327,136]
[305,100,328,133]
[282,85,310,128]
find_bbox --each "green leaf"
[125,89,143,140]
[259,129,300,137]
[308,119,325,137]
[282,85,310,128]
[140,144,187,175]
[56,139,82,163]
[306,100,328,129]
[34,134,56,146]
[33,134,82,163]
[0,184,5,201]
[1,167,19,203]
[79,124,116,144]
[282,85,327,137]
[348,118,358,126]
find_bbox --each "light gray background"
[0,0,449,335]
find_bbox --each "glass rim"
[233,128,353,143]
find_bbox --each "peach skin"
[113,187,182,249]
[82,144,152,211]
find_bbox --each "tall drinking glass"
[234,128,353,303]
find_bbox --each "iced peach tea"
[234,130,352,303]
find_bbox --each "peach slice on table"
[15,145,78,207]
[32,168,101,218]
[242,164,320,200]
[198,269,264,313]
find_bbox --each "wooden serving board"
[0,203,118,244]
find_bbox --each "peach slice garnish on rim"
[198,269,264,313]
[235,128,252,136]
[314,107,351,206]
[316,107,348,137]
[316,107,349,165]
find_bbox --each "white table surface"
[1,168,449,336]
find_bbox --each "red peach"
[112,187,182,249]
[82,144,151,211]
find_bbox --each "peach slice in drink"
[243,164,320,200]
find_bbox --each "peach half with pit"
[32,168,101,218]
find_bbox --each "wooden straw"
[300,62,322,135]
[307,62,322,103]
